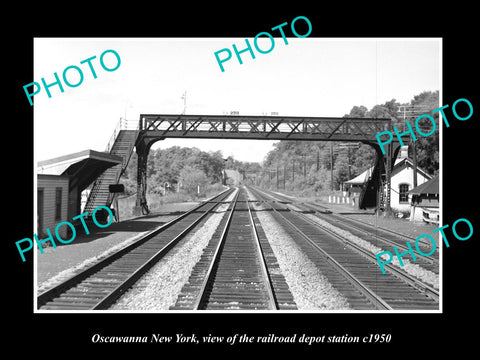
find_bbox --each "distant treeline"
[258,90,439,195]
[121,146,261,195]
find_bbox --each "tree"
[352,144,376,174]
[409,90,439,175]
[120,145,228,195]
[345,105,368,118]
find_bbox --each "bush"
[179,166,209,195]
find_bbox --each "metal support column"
[384,143,401,217]
[133,132,154,216]
[133,148,150,216]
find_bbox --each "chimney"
[400,145,408,159]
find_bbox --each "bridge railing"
[138,114,393,141]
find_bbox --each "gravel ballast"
[304,214,439,289]
[111,190,238,311]
[247,189,351,310]
[37,215,179,294]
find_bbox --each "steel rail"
[192,191,240,310]
[298,197,436,249]
[37,187,234,309]
[250,186,439,305]
[249,187,393,310]
[93,190,235,309]
[254,187,438,265]
[293,211,440,302]
[192,190,279,310]
[324,211,438,257]
[315,211,438,266]
[246,195,279,310]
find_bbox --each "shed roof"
[408,175,439,195]
[37,149,122,192]
[344,157,432,185]
[344,166,373,185]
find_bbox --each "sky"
[33,38,441,164]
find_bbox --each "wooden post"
[276,165,279,190]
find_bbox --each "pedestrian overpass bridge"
[83,114,401,217]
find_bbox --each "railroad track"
[248,186,439,310]
[37,188,236,310]
[257,188,439,274]
[171,187,296,310]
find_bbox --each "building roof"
[344,166,374,185]
[408,175,439,195]
[37,149,122,192]
[38,150,121,174]
[391,157,432,180]
[345,157,432,185]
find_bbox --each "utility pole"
[292,159,295,190]
[276,165,279,190]
[347,147,352,180]
[412,141,418,187]
[411,105,418,188]
[181,91,187,115]
[292,159,295,182]
[398,104,431,189]
[303,153,307,179]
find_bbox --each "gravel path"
[110,189,238,311]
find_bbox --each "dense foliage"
[120,91,439,197]
[122,147,224,195]
[121,147,261,196]
[258,90,439,195]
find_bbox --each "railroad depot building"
[383,156,432,213]
[36,150,122,237]
[408,175,439,223]
[344,146,434,220]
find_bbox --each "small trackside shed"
[37,149,122,220]
[408,175,439,223]
[37,150,123,241]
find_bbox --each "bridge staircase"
[83,118,139,216]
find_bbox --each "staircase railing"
[84,118,139,213]
[105,121,139,208]
[105,117,139,152]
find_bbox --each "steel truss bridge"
[130,114,401,215]
[138,114,390,141]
